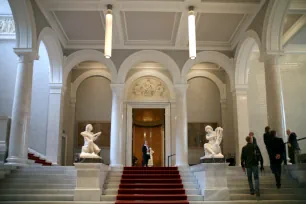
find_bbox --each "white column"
[174,84,189,167]
[68,97,76,164]
[46,84,64,165]
[220,99,227,154]
[232,87,249,166]
[110,84,124,167]
[264,55,287,145]
[6,50,35,166]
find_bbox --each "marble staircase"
[0,166,76,202]
[101,167,204,202]
[226,166,306,201]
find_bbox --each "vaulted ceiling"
[35,0,262,51]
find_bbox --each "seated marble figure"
[202,125,224,159]
[80,124,102,158]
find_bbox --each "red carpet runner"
[116,167,189,204]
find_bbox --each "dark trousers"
[142,154,148,167]
[289,147,297,164]
[271,163,282,187]
[246,166,260,194]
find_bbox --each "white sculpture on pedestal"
[148,148,154,167]
[201,125,224,159]
[80,124,102,159]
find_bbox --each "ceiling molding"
[230,0,266,49]
[283,14,306,45]
[288,0,306,14]
[284,44,306,54]
[36,0,261,51]
[35,0,67,47]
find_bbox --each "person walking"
[249,131,257,146]
[287,129,300,164]
[270,130,285,189]
[263,126,273,163]
[241,136,264,197]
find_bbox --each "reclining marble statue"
[80,124,102,159]
[201,125,224,159]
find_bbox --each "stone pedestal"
[190,163,229,201]
[74,163,108,201]
[200,157,225,163]
[0,116,10,164]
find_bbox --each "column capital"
[14,48,38,61]
[110,84,125,93]
[220,99,227,109]
[174,83,189,93]
[49,83,64,95]
[263,54,284,65]
[70,97,76,106]
[232,85,248,97]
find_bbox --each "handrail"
[284,137,306,144]
[167,154,176,167]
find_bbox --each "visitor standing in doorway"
[142,141,150,167]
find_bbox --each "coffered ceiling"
[35,0,263,50]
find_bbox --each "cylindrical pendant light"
[188,6,196,60]
[104,4,113,58]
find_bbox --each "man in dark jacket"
[241,136,264,197]
[287,129,300,164]
[270,130,285,189]
[263,126,273,163]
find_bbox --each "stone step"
[100,195,203,201]
[0,194,74,201]
[1,201,306,204]
[229,187,306,194]
[227,179,296,185]
[107,177,196,182]
[228,183,297,188]
[103,188,201,195]
[7,173,76,179]
[108,172,194,177]
[11,170,76,175]
[0,183,75,189]
[2,178,76,184]
[104,183,198,189]
[230,193,306,200]
[0,189,74,194]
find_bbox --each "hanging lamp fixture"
[104,4,113,58]
[188,6,196,60]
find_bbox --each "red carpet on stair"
[115,167,189,204]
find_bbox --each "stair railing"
[167,154,176,167]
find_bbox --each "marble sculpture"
[80,124,102,159]
[202,125,224,159]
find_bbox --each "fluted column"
[110,84,124,167]
[264,55,287,146]
[6,49,36,166]
[232,87,249,165]
[46,84,64,165]
[174,84,189,167]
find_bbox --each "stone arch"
[235,30,262,87]
[187,70,226,100]
[118,50,181,84]
[71,69,112,99]
[38,27,63,84]
[124,70,175,100]
[262,0,291,53]
[63,49,117,84]
[181,51,234,90]
[9,0,37,49]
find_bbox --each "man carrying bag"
[241,136,264,198]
